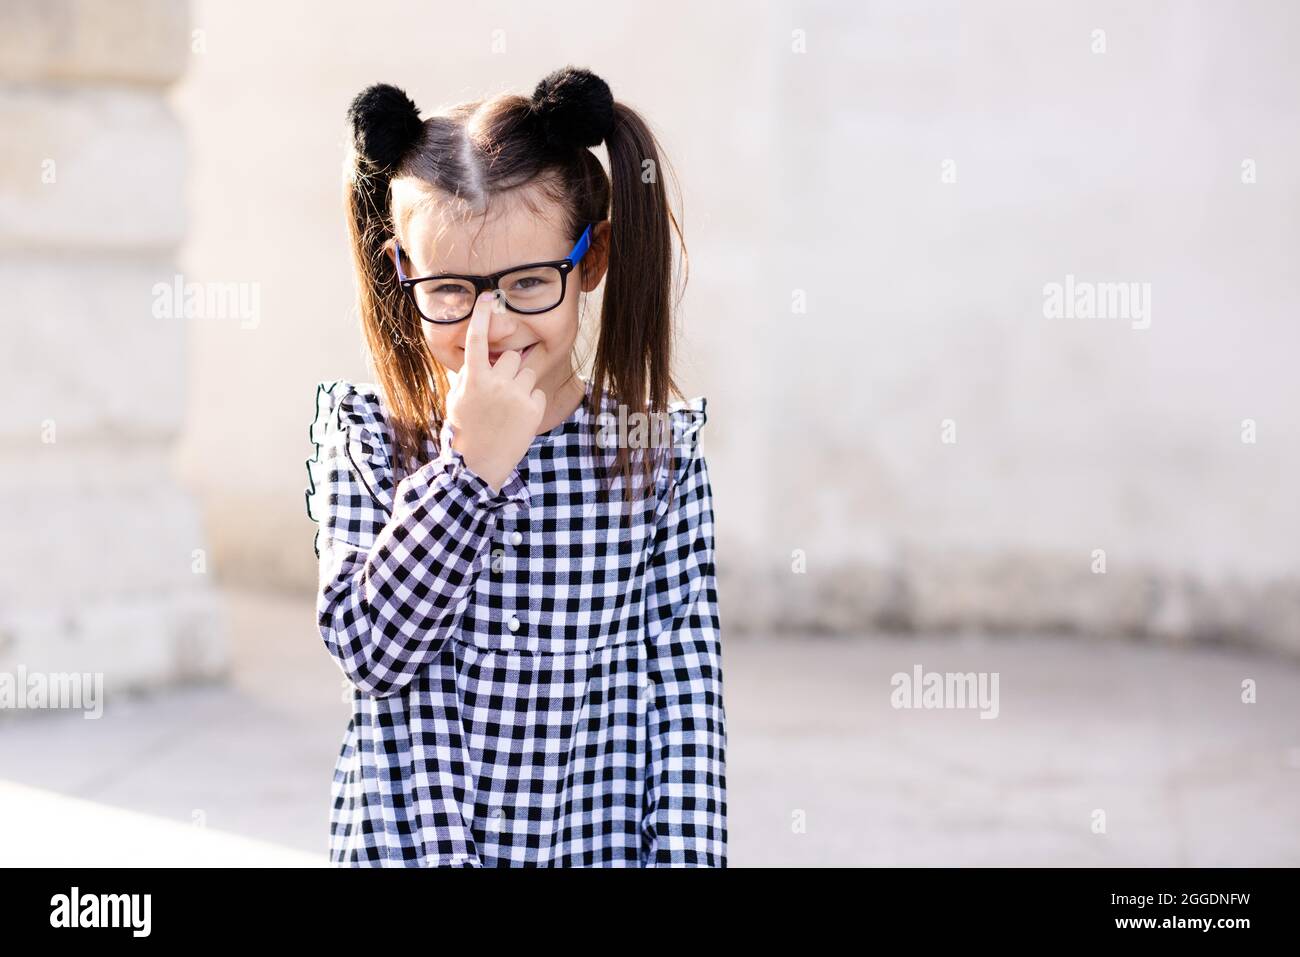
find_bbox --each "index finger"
[463,291,495,373]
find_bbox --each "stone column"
[0,0,227,714]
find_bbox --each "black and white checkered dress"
[303,376,727,866]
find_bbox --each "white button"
[509,530,523,546]
[507,616,520,632]
[643,681,656,701]
[489,807,503,819]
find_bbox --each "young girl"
[303,66,727,867]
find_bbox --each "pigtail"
[343,84,447,484]
[530,67,688,503]
[593,101,688,505]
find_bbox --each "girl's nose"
[485,303,518,337]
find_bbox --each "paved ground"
[2,587,1298,866]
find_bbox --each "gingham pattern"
[303,376,727,866]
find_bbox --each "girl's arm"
[305,380,527,698]
[641,402,729,867]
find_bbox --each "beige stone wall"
[0,0,227,704]
[162,1,1299,655]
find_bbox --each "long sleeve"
[640,400,728,866]
[305,380,528,698]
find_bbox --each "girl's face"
[387,187,609,402]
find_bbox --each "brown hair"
[343,67,689,504]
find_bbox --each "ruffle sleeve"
[655,395,709,513]
[304,380,397,560]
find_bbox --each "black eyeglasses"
[394,225,594,324]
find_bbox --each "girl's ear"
[579,220,612,293]
[382,237,399,271]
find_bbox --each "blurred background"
[1,0,1298,866]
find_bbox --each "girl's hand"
[443,291,547,493]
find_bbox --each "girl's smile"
[485,341,537,365]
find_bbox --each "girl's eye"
[508,277,542,291]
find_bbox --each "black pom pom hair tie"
[530,66,616,151]
[347,83,424,173]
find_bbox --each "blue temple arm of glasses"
[394,239,406,281]
[568,224,593,266]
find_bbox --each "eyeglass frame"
[393,223,594,324]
